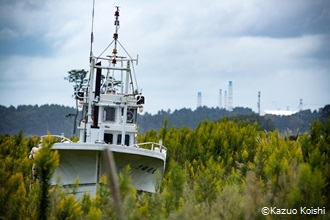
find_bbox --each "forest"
[0,104,326,136]
[0,110,329,219]
[0,104,77,136]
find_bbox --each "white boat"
[32,6,167,197]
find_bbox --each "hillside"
[0,104,78,136]
[0,104,328,136]
[138,106,275,132]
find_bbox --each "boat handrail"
[134,142,167,153]
[40,134,72,143]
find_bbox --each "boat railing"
[134,142,167,154]
[37,134,166,155]
[40,134,72,143]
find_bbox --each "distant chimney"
[228,81,233,111]
[224,91,227,110]
[219,89,222,108]
[197,92,202,108]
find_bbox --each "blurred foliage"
[0,114,329,219]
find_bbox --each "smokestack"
[224,91,227,110]
[228,81,233,111]
[93,62,102,128]
[197,92,202,108]
[219,89,222,109]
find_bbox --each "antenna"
[299,98,303,111]
[110,6,120,67]
[89,0,96,62]
[257,91,261,115]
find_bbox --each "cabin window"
[127,109,137,123]
[117,134,130,146]
[104,133,113,144]
[121,108,137,124]
[104,107,116,122]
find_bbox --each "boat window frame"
[121,108,137,124]
[104,133,113,144]
[117,134,130,146]
[103,106,116,122]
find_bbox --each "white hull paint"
[52,142,166,196]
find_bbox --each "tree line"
[0,104,328,136]
[0,104,78,136]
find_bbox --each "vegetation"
[0,113,329,219]
[64,69,88,135]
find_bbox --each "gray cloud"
[0,0,329,114]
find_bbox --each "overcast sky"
[0,0,329,115]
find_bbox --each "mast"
[113,6,120,63]
[80,5,140,144]
[83,0,96,143]
[86,58,95,143]
[113,7,125,145]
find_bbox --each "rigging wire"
[117,40,133,60]
[89,5,139,93]
[96,39,115,60]
[117,40,139,91]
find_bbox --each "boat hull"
[51,143,166,197]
